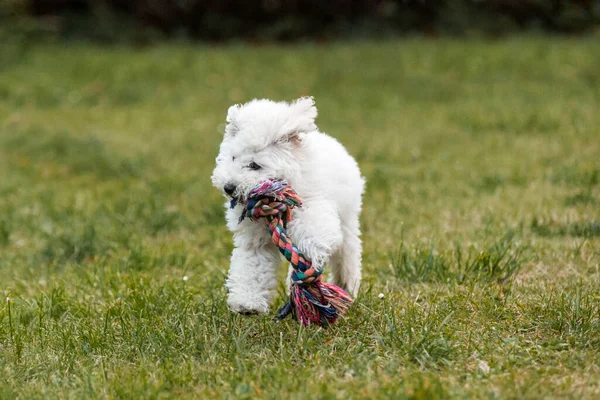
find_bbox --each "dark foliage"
[3,0,599,41]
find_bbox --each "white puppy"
[211,97,365,315]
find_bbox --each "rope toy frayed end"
[238,179,353,326]
[277,276,353,326]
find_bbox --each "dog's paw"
[227,295,270,315]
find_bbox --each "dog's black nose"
[224,183,236,196]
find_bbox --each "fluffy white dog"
[211,97,364,315]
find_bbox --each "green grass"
[1,37,599,399]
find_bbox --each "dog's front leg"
[287,201,343,277]
[225,217,280,315]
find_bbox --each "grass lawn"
[0,37,599,399]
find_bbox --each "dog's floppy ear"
[279,130,304,147]
[224,104,240,136]
[278,97,317,146]
[290,96,317,132]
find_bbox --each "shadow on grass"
[472,172,528,194]
[564,191,598,206]
[531,217,600,238]
[0,217,10,246]
[388,233,525,285]
[458,111,562,136]
[551,164,599,188]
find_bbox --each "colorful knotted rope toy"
[232,179,353,326]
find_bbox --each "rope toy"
[231,179,353,326]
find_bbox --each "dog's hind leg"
[330,216,362,297]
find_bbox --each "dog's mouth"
[222,187,244,205]
[228,179,287,209]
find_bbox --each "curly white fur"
[211,97,365,315]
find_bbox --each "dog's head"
[211,97,317,202]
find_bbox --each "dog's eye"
[248,162,262,171]
[232,156,236,161]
